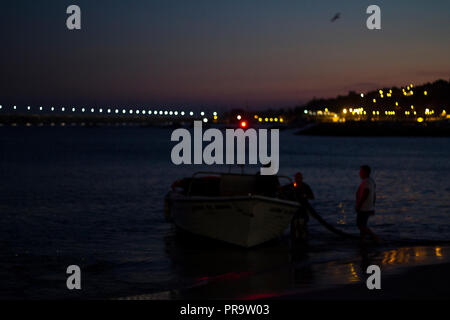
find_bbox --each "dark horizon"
[1,0,450,109]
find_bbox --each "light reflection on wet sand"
[380,246,445,265]
[124,231,449,300]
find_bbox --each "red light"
[293,182,297,188]
[240,121,247,128]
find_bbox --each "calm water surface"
[0,127,449,298]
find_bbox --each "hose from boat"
[304,202,360,240]
[304,202,450,245]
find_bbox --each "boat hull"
[168,194,300,248]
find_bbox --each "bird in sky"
[330,12,341,22]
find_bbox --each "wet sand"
[121,244,450,300]
[281,261,450,300]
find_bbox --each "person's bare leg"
[363,226,380,243]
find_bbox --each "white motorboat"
[165,172,303,248]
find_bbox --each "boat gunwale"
[169,193,301,208]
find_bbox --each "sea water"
[0,126,449,298]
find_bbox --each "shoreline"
[119,243,450,301]
[295,121,450,137]
[279,260,450,300]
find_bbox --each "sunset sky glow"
[1,0,450,109]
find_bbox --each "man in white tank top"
[356,165,380,243]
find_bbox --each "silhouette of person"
[294,172,314,205]
[290,172,314,248]
[355,165,380,243]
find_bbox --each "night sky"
[1,0,449,109]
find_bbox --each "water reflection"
[348,263,360,282]
[163,228,292,282]
[380,246,445,265]
[322,245,449,293]
[162,228,448,299]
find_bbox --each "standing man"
[356,165,379,243]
